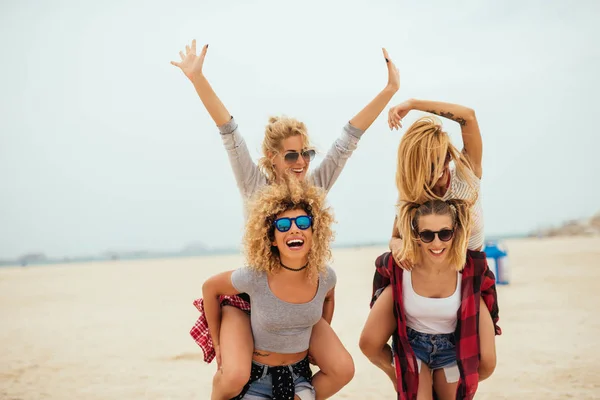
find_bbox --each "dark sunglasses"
[273,216,313,232]
[417,229,454,243]
[283,149,316,164]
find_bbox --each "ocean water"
[0,232,528,268]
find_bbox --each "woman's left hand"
[383,48,400,93]
[388,100,413,130]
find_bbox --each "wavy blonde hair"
[243,175,334,279]
[398,198,473,271]
[257,116,312,183]
[396,116,477,204]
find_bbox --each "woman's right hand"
[390,238,413,271]
[171,39,208,83]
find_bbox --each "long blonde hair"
[257,116,312,183]
[243,175,335,279]
[398,198,473,271]
[395,116,477,204]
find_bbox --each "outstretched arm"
[172,40,263,197]
[389,99,482,178]
[171,40,231,125]
[349,48,400,131]
[311,49,400,192]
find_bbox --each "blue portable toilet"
[483,241,510,285]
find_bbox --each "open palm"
[171,39,207,82]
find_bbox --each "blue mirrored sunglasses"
[273,215,313,232]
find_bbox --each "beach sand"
[1,236,599,399]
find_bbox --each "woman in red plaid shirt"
[172,39,400,399]
[359,102,500,398]
[365,199,500,399]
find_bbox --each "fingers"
[170,61,181,67]
[191,39,196,54]
[382,47,390,63]
[400,260,413,271]
[179,51,185,61]
[215,346,223,371]
[199,43,208,65]
[388,107,402,130]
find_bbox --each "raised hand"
[388,100,413,130]
[383,48,400,93]
[170,39,208,82]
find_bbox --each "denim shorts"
[242,360,315,400]
[407,327,458,373]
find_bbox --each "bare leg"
[309,318,355,399]
[478,297,497,381]
[416,362,433,400]
[359,286,397,391]
[432,368,458,400]
[210,306,254,400]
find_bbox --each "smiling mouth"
[429,249,446,256]
[291,168,304,174]
[286,238,305,250]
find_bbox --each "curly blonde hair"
[243,175,335,278]
[257,116,313,183]
[398,198,473,271]
[395,116,477,204]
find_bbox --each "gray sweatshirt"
[219,117,365,203]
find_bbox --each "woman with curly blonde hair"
[202,177,339,400]
[173,39,400,399]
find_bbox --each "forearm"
[410,99,476,127]
[390,216,403,250]
[349,86,397,131]
[322,299,334,324]
[191,74,231,126]
[202,287,223,345]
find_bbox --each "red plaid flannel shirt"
[189,295,251,363]
[372,250,501,400]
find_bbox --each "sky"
[1,0,599,259]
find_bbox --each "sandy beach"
[1,236,599,399]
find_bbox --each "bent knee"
[220,364,251,392]
[331,352,355,384]
[359,332,382,359]
[478,356,496,381]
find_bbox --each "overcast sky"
[1,0,598,258]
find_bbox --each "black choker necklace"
[280,261,308,272]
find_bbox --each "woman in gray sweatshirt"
[172,39,400,399]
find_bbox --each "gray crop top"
[231,266,337,353]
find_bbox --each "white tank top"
[403,270,461,334]
[442,167,484,251]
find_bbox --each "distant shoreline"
[0,233,527,268]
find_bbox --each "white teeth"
[292,168,304,173]
[431,249,443,254]
[286,239,304,246]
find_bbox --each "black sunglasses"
[273,216,313,232]
[283,149,316,164]
[417,229,454,243]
